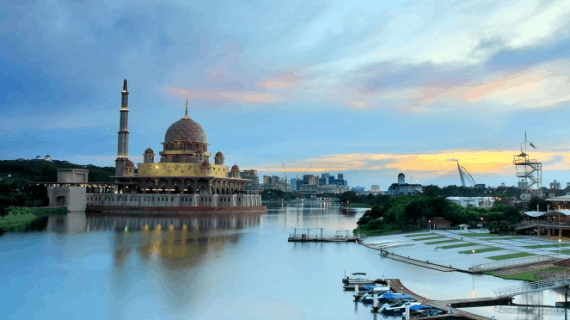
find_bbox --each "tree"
[340,191,357,204]
[527,197,548,212]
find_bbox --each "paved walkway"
[432,230,570,258]
[383,251,457,272]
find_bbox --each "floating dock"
[288,228,362,242]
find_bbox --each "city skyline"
[3,1,570,188]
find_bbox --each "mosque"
[48,80,263,213]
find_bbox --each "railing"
[494,276,570,297]
[470,254,560,272]
[495,305,566,315]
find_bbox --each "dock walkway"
[382,251,458,272]
[388,279,512,320]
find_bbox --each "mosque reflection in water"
[47,212,261,269]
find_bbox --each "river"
[0,206,565,320]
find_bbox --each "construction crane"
[282,162,289,191]
[449,159,476,187]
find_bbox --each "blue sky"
[2,0,570,189]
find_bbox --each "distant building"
[290,178,298,191]
[320,173,330,185]
[328,173,347,186]
[550,180,561,190]
[240,170,260,193]
[303,175,319,185]
[501,182,506,187]
[371,185,380,192]
[446,197,495,208]
[262,175,286,191]
[352,186,365,194]
[387,173,422,196]
[44,155,52,162]
[474,184,485,189]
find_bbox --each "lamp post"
[429,220,431,231]
[560,239,562,256]
[472,249,475,269]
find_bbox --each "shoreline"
[360,230,570,282]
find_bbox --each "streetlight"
[472,249,475,269]
[560,239,562,256]
[429,220,431,231]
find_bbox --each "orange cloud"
[464,74,542,102]
[258,73,299,89]
[257,150,570,174]
[167,87,282,104]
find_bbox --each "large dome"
[164,118,207,143]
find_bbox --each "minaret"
[115,79,130,177]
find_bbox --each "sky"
[2,0,570,189]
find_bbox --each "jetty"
[389,278,513,320]
[346,278,513,320]
[288,228,361,242]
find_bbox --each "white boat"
[342,272,374,285]
[380,301,420,315]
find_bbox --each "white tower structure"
[513,132,542,201]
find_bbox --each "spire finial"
[184,96,189,119]
[123,79,128,92]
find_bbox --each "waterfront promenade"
[365,230,570,272]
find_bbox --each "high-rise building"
[240,170,260,193]
[550,180,561,190]
[320,173,330,185]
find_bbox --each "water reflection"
[6,207,570,320]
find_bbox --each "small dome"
[125,160,134,167]
[398,173,405,177]
[144,148,154,154]
[201,159,210,167]
[215,151,224,158]
[231,164,239,171]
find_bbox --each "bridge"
[494,276,570,297]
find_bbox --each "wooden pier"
[386,279,512,320]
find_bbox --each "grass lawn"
[425,239,459,245]
[487,237,520,241]
[460,233,497,237]
[412,236,445,241]
[0,207,66,231]
[460,247,501,254]
[404,233,432,238]
[487,252,535,260]
[440,243,477,249]
[523,244,570,249]
[559,249,570,254]
[485,270,540,281]
[347,203,372,208]
[486,266,563,282]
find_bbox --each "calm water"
[0,206,566,320]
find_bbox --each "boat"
[380,300,420,315]
[380,292,413,302]
[342,272,374,285]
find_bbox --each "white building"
[446,197,495,208]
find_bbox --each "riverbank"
[361,229,570,282]
[0,206,66,234]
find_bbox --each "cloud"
[258,73,300,89]
[256,150,570,176]
[166,88,283,104]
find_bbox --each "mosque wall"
[137,163,228,178]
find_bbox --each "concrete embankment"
[381,250,459,272]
